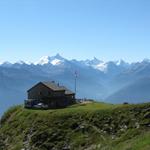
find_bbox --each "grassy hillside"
[0,102,150,150]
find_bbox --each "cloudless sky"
[0,0,150,63]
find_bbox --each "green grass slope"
[0,102,150,150]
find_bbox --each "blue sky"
[0,0,150,62]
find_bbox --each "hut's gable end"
[28,83,57,100]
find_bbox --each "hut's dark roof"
[28,81,75,95]
[42,82,65,91]
[60,86,75,95]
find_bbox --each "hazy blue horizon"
[0,0,150,63]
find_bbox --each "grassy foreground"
[0,102,150,150]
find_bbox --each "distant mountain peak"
[35,54,65,65]
[142,58,150,63]
[16,60,25,64]
[0,61,12,67]
[93,57,100,61]
[51,59,63,65]
[54,53,64,59]
[36,56,51,65]
[95,62,108,72]
[115,59,129,67]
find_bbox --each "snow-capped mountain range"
[1,54,150,115]
[0,53,130,72]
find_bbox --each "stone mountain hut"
[25,81,76,109]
